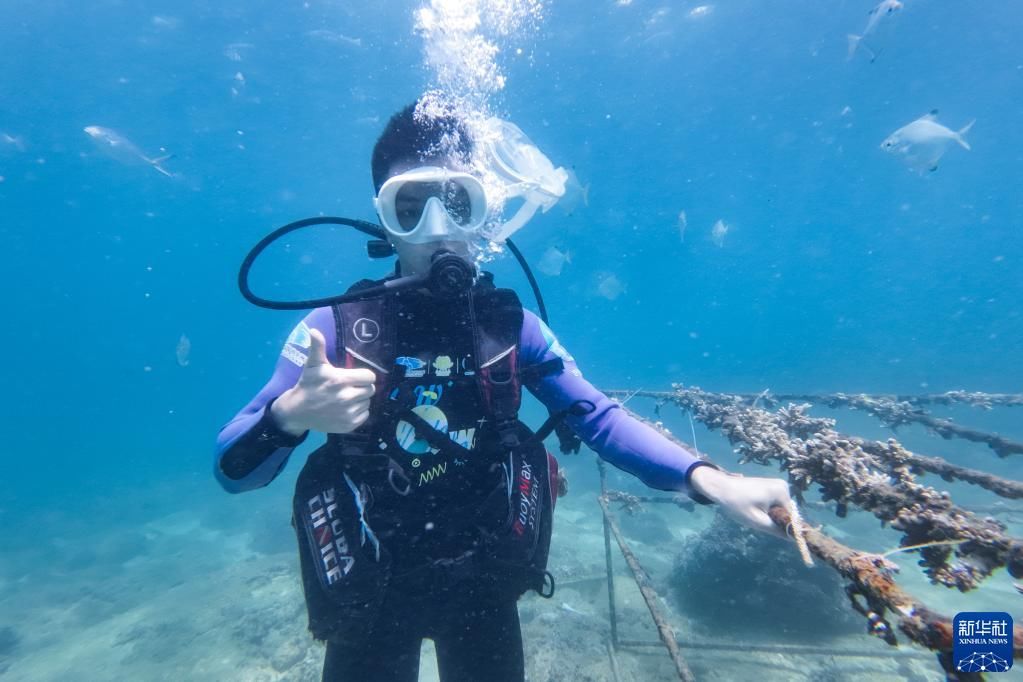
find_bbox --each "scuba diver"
[214,97,798,682]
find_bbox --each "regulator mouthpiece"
[428,250,475,299]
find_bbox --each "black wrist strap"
[219,399,308,481]
[261,397,310,447]
[685,460,720,505]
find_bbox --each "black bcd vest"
[292,277,559,642]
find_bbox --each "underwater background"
[1,0,1021,680]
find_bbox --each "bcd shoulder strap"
[331,289,396,413]
[470,286,525,447]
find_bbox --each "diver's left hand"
[689,466,793,539]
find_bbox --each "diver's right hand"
[271,329,376,436]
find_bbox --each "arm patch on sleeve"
[538,319,575,363]
[281,321,312,367]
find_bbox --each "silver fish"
[176,334,191,367]
[151,15,180,30]
[596,273,625,301]
[847,0,903,62]
[84,126,174,177]
[306,30,362,47]
[0,132,26,152]
[881,111,974,174]
[677,209,688,243]
[536,246,572,277]
[223,42,254,62]
[711,219,729,248]
[559,168,590,216]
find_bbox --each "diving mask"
[374,166,489,245]
[482,117,569,242]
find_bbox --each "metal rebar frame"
[606,387,1023,590]
[751,391,1023,410]
[590,387,1023,680]
[768,504,1023,658]
[595,478,941,678]
[599,461,696,681]
[607,389,1023,458]
[621,390,1023,410]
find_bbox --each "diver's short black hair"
[371,100,475,192]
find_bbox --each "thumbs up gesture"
[271,329,377,436]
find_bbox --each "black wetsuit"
[322,581,523,681]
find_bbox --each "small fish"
[0,132,26,152]
[711,219,729,248]
[151,15,180,30]
[223,42,254,62]
[881,111,974,174]
[688,5,713,19]
[83,126,175,177]
[176,334,191,367]
[596,273,625,301]
[230,71,247,98]
[306,30,363,47]
[536,246,572,277]
[559,168,590,216]
[677,210,688,243]
[848,0,903,62]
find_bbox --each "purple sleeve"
[519,311,703,493]
[213,307,338,493]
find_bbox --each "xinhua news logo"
[953,612,1013,673]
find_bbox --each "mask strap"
[493,201,540,242]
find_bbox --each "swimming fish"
[176,334,191,367]
[596,273,625,301]
[559,168,590,216]
[536,246,572,277]
[881,111,974,174]
[306,30,363,47]
[151,15,180,30]
[677,210,688,243]
[711,219,729,248]
[0,132,26,153]
[847,0,903,62]
[223,42,254,62]
[231,71,247,99]
[83,126,174,177]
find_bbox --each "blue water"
[1,1,1021,679]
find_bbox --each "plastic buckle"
[497,420,520,449]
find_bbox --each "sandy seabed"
[0,474,983,681]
